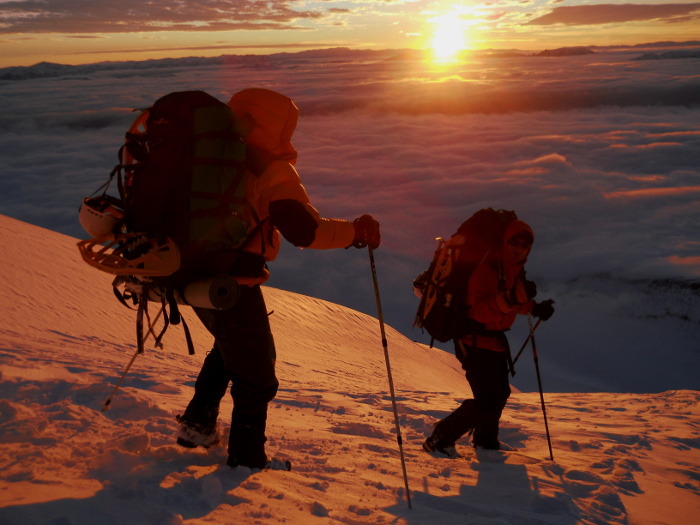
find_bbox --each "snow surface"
[0,214,698,524]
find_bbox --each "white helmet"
[79,196,124,238]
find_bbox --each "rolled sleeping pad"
[146,274,240,310]
[182,274,240,310]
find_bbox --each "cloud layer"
[0,0,322,33]
[528,3,700,26]
[1,46,698,392]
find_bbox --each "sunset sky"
[1,0,700,67]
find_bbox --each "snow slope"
[0,215,698,524]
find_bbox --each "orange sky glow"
[1,1,699,67]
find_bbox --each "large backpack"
[122,90,256,287]
[78,90,257,352]
[78,90,260,283]
[413,208,518,344]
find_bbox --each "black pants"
[431,342,511,449]
[181,285,278,468]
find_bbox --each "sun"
[430,14,468,63]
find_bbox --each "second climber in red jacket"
[423,219,554,456]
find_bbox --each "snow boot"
[422,436,460,458]
[176,414,220,449]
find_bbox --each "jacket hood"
[503,219,534,267]
[228,88,299,165]
[504,219,534,245]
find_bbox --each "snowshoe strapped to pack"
[413,208,518,343]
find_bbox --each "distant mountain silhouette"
[635,49,700,60]
[536,47,594,57]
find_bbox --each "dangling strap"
[88,165,118,199]
[181,315,195,355]
[242,214,270,255]
[166,289,181,325]
[113,278,137,310]
[165,288,195,355]
[143,292,168,349]
[136,291,146,354]
[151,293,170,349]
[116,281,196,356]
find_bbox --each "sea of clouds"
[1,46,698,394]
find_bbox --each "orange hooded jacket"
[461,220,535,351]
[228,89,355,276]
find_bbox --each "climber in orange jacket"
[423,219,554,455]
[176,88,380,470]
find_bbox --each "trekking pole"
[528,316,554,461]
[512,318,542,366]
[368,246,412,509]
[101,307,164,412]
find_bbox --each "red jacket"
[229,89,355,282]
[243,159,355,262]
[460,220,534,351]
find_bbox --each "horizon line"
[2,39,700,70]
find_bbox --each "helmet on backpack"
[79,195,124,238]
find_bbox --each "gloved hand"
[350,215,380,249]
[532,299,555,321]
[524,280,537,300]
